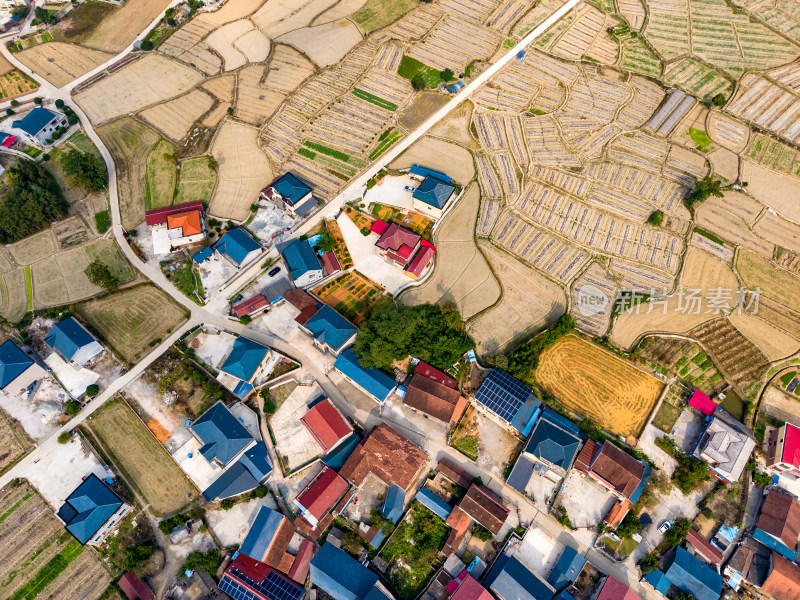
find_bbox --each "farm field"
[311,271,386,325]
[139,89,215,142]
[277,20,363,67]
[736,248,800,312]
[0,69,39,101]
[729,311,800,361]
[353,0,417,33]
[536,335,663,438]
[85,398,198,516]
[0,482,111,600]
[390,136,474,184]
[146,139,177,209]
[97,118,160,228]
[16,42,112,87]
[0,409,30,475]
[398,92,450,131]
[636,337,726,396]
[2,269,28,322]
[175,156,217,205]
[76,284,189,364]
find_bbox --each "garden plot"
[0,410,27,475]
[402,185,499,319]
[159,20,220,75]
[312,271,386,324]
[390,136,474,183]
[271,384,327,471]
[745,132,800,177]
[376,42,402,71]
[440,0,497,23]
[374,4,440,43]
[139,89,215,142]
[546,3,609,61]
[520,116,580,168]
[406,16,501,72]
[1,269,28,323]
[175,156,217,204]
[706,111,749,152]
[354,67,413,109]
[75,54,205,124]
[210,120,272,220]
[16,42,113,87]
[491,210,590,284]
[206,20,270,71]
[664,59,732,102]
[467,240,565,354]
[475,152,503,198]
[477,199,500,237]
[585,163,689,218]
[618,0,645,28]
[486,0,529,33]
[536,335,663,438]
[570,261,618,335]
[0,483,111,600]
[473,111,508,151]
[493,151,519,196]
[277,20,363,67]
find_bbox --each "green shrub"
[58,431,71,444]
[64,400,81,416]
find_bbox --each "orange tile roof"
[167,210,203,236]
[763,552,800,600]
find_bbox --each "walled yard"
[311,271,386,325]
[450,404,521,480]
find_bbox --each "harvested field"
[536,335,663,438]
[8,231,57,266]
[2,269,28,322]
[86,398,198,516]
[277,20,362,67]
[202,74,235,102]
[0,53,13,76]
[16,42,112,88]
[390,136,474,184]
[0,410,28,474]
[97,118,160,229]
[353,0,416,33]
[206,20,269,71]
[694,199,774,257]
[753,212,800,255]
[313,0,369,25]
[618,0,645,28]
[0,483,110,600]
[468,240,565,355]
[209,120,272,220]
[743,161,800,223]
[729,312,800,361]
[737,248,800,312]
[252,0,338,37]
[75,54,204,124]
[680,246,738,292]
[402,185,499,319]
[146,139,177,209]
[159,20,220,75]
[139,89,215,142]
[429,100,479,149]
[398,92,451,131]
[196,0,265,24]
[175,156,217,204]
[570,261,618,336]
[708,148,739,183]
[76,284,188,364]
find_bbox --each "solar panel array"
[474,369,532,423]
[219,570,305,600]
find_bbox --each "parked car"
[268,266,281,277]
[658,520,673,534]
[404,185,415,192]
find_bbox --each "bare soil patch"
[429,100,479,149]
[398,92,450,131]
[743,160,800,223]
[729,312,800,361]
[139,89,215,142]
[390,136,474,184]
[276,19,362,67]
[16,42,113,88]
[737,248,800,312]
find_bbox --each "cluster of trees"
[616,512,642,539]
[655,436,710,494]
[85,259,119,291]
[371,508,395,536]
[499,314,575,384]
[353,301,474,370]
[11,4,28,18]
[158,512,189,534]
[121,542,156,570]
[647,210,664,226]
[664,517,692,547]
[61,149,107,191]
[0,161,68,242]
[686,176,723,208]
[181,549,221,576]
[33,5,58,25]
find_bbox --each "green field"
[353,0,416,33]
[687,127,713,151]
[174,156,217,205]
[145,139,177,210]
[84,239,135,285]
[352,88,398,111]
[23,266,32,310]
[663,58,732,101]
[64,131,102,159]
[398,56,443,88]
[369,130,402,160]
[618,32,662,77]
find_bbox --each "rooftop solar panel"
[221,569,305,600]
[474,369,532,423]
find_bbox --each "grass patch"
[174,156,216,205]
[51,0,115,44]
[652,403,682,433]
[65,131,101,159]
[146,139,177,210]
[9,539,83,600]
[23,266,31,311]
[693,226,725,246]
[369,130,401,160]
[353,0,416,33]
[94,210,110,234]
[84,239,135,285]
[451,435,478,459]
[688,127,713,149]
[352,88,398,111]
[780,371,796,386]
[618,537,638,557]
[398,56,443,88]
[166,261,203,305]
[303,141,355,163]
[21,146,42,158]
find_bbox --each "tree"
[4,108,13,116]
[505,313,574,384]
[440,68,454,81]
[11,4,28,18]
[316,230,335,252]
[9,99,18,107]
[85,260,119,291]
[122,543,156,570]
[353,302,474,370]
[617,512,642,539]
[686,176,723,208]
[753,470,772,487]
[67,113,78,125]
[181,549,221,575]
[61,150,107,191]
[411,74,426,91]
[167,17,176,26]
[260,388,276,414]
[371,508,395,536]
[33,97,42,105]
[239,315,251,325]
[711,94,726,107]
[251,485,268,498]
[664,518,691,546]
[472,524,493,541]
[341,531,364,555]
[86,384,99,397]
[640,553,659,574]
[673,592,697,600]
[58,431,71,444]
[34,6,56,24]
[54,98,64,109]
[0,160,68,242]
[140,40,154,51]
[64,400,81,416]
[647,210,663,226]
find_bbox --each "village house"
[219,553,307,600]
[768,422,800,493]
[145,201,206,254]
[692,409,756,483]
[0,339,46,396]
[217,336,272,398]
[372,221,435,280]
[310,542,393,600]
[9,106,67,147]
[402,373,467,424]
[294,463,350,533]
[444,483,510,555]
[213,228,262,268]
[411,174,456,220]
[300,397,353,453]
[753,487,800,561]
[333,349,397,403]
[284,289,357,355]
[57,474,131,546]
[44,317,104,367]
[585,441,649,528]
[278,238,325,288]
[259,172,317,218]
[761,552,800,600]
[473,367,542,435]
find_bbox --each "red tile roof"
[370,220,389,235]
[415,361,457,388]
[119,571,154,600]
[444,505,473,555]
[589,443,645,499]
[167,209,203,236]
[595,576,641,600]
[403,374,466,423]
[295,465,349,521]
[458,484,509,534]
[145,201,204,226]
[376,223,421,253]
[397,244,415,259]
[287,539,315,584]
[451,574,493,600]
[437,458,473,488]
[405,246,434,278]
[339,422,429,489]
[604,499,633,528]
[780,423,800,467]
[264,517,296,570]
[574,439,601,474]
[301,399,352,451]
[295,512,333,539]
[757,488,800,551]
[385,251,408,265]
[686,528,723,565]
[233,294,268,317]
[284,289,319,313]
[762,552,800,600]
[320,252,341,275]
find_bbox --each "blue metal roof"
[484,555,556,600]
[546,546,586,590]
[221,336,269,381]
[214,228,260,266]
[44,317,96,361]
[664,546,723,600]
[0,340,33,389]
[475,368,535,426]
[506,454,536,494]
[238,442,273,482]
[628,463,651,505]
[409,165,451,181]
[323,432,361,470]
[240,506,285,560]
[202,461,260,501]
[232,380,255,399]
[414,488,452,520]
[190,401,253,466]
[381,483,405,523]
[753,528,799,560]
[644,569,671,594]
[333,350,395,402]
[412,175,456,209]
[310,542,379,600]
[280,238,322,281]
[192,247,213,263]
[12,107,57,136]
[57,474,123,544]
[525,408,586,470]
[304,305,357,353]
[294,198,318,217]
[270,173,312,205]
